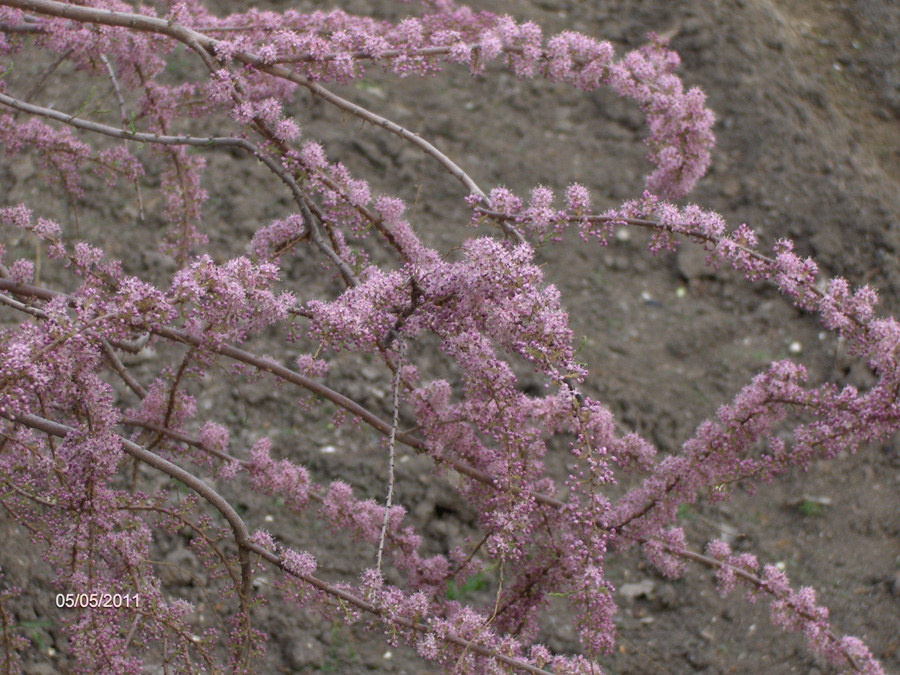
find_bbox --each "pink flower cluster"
[249,213,305,261]
[170,254,296,345]
[1,115,92,198]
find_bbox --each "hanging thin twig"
[376,341,404,576]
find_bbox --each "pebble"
[619,579,654,601]
[286,639,326,670]
[24,665,57,675]
[890,572,900,599]
[676,245,716,281]
[717,522,740,546]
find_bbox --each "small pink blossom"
[7,259,33,285]
[281,547,317,577]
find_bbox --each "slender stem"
[120,416,249,467]
[0,291,46,319]
[376,343,403,575]
[99,53,128,126]
[477,206,776,267]
[23,46,71,104]
[0,91,253,149]
[0,90,364,282]
[242,538,555,675]
[0,21,43,32]
[100,339,148,398]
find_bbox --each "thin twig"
[109,332,151,354]
[305,209,360,288]
[0,91,357,280]
[99,51,145,218]
[0,21,44,32]
[658,542,863,672]
[0,91,254,149]
[376,342,404,575]
[99,53,127,126]
[0,292,46,319]
[100,339,148,398]
[23,46,71,104]
[476,206,775,267]
[120,417,250,468]
[122,614,141,651]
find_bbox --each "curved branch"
[477,206,776,267]
[121,417,248,467]
[241,541,555,675]
[0,91,250,149]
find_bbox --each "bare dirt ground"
[1,0,899,673]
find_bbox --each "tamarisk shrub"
[0,0,892,673]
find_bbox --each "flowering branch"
[1,0,490,200]
[0,0,891,672]
[3,409,560,675]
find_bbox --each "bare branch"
[376,342,404,575]
[100,339,148,398]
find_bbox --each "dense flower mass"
[0,0,890,674]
